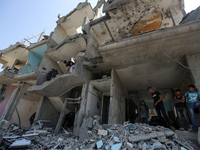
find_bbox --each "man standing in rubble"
[185,84,200,132]
[174,89,191,131]
[148,87,174,129]
[64,60,75,74]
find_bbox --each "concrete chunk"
[86,117,93,128]
[111,143,122,150]
[9,139,31,149]
[98,129,108,136]
[96,140,103,149]
[129,132,166,142]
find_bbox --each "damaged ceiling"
[116,57,187,91]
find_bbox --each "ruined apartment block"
[0,0,200,147]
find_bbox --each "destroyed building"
[0,0,200,149]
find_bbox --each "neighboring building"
[0,35,48,128]
[1,0,200,136]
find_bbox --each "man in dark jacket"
[46,69,58,81]
[148,87,174,129]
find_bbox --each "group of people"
[46,60,75,81]
[139,85,200,132]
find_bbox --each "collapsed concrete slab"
[14,72,37,85]
[51,2,94,45]
[28,57,91,97]
[46,34,86,61]
[0,70,17,84]
[0,42,28,70]
[27,74,84,97]
[0,37,47,86]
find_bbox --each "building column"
[73,82,90,136]
[54,99,68,135]
[109,69,126,124]
[34,96,44,121]
[186,54,200,90]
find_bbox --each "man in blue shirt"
[185,84,200,131]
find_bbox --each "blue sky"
[0,0,97,50]
[0,0,200,50]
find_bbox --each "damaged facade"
[0,0,200,149]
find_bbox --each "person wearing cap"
[185,84,200,132]
[174,89,191,131]
[139,100,149,124]
[148,87,175,129]
[64,60,75,74]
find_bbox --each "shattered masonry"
[0,0,200,149]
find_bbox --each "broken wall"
[109,69,126,124]
[18,45,47,75]
[51,2,94,45]
[85,83,101,117]
[86,0,185,46]
[35,97,60,127]
[0,85,17,117]
[10,84,41,127]
[51,25,69,44]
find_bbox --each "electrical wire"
[161,26,199,70]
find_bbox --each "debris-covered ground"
[0,118,197,150]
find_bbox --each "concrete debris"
[9,139,31,149]
[111,143,122,150]
[96,140,103,149]
[0,119,196,150]
[86,117,94,128]
[98,129,108,136]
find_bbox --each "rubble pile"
[0,119,195,150]
[0,119,76,149]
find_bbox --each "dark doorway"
[127,98,137,123]
[102,96,110,124]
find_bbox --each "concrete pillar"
[54,98,68,135]
[186,54,200,90]
[186,53,200,126]
[73,82,89,136]
[10,59,18,70]
[109,69,126,124]
[34,96,44,121]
